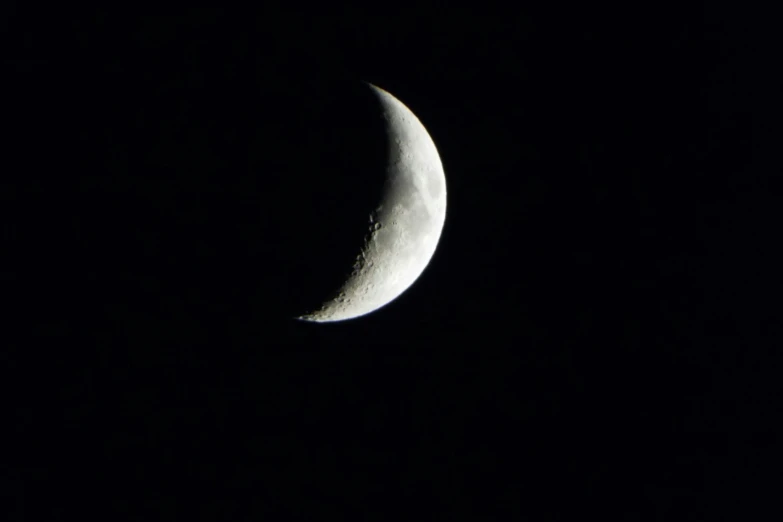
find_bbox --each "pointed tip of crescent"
[365,82,390,97]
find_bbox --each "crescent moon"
[297,84,447,322]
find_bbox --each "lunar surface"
[298,84,447,322]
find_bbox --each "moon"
[297,84,447,322]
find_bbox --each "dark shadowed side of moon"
[240,74,391,321]
[153,58,393,326]
[6,40,394,349]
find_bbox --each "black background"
[3,5,781,521]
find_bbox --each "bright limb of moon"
[298,84,447,322]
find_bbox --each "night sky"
[4,6,780,521]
